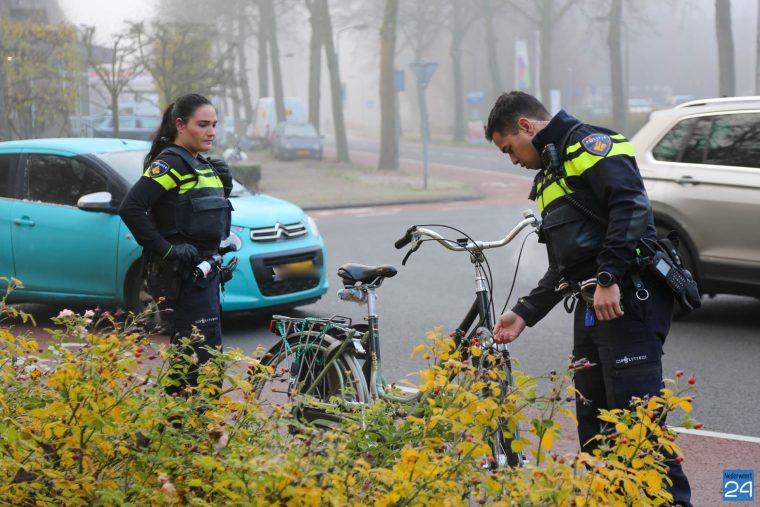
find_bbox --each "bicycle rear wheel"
[254,331,370,407]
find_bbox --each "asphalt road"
[223,201,760,439]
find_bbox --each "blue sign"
[466,91,485,105]
[723,469,754,501]
[394,70,405,92]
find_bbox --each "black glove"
[208,157,234,198]
[166,243,199,266]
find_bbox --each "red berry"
[137,360,142,364]
[675,370,683,377]
[465,436,473,443]
[687,376,696,385]
[584,362,591,369]
[479,459,486,466]
[694,423,703,429]
[675,456,683,463]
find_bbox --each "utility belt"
[143,247,239,302]
[555,233,701,317]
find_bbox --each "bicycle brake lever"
[401,240,422,266]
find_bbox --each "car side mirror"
[77,191,115,213]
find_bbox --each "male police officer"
[487,91,691,506]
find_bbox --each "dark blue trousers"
[572,274,692,506]
[165,272,223,395]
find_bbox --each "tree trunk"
[307,1,323,130]
[237,6,254,127]
[450,1,465,142]
[608,0,627,134]
[378,0,399,170]
[261,0,286,121]
[756,0,760,94]
[482,0,502,104]
[539,1,552,103]
[0,61,8,140]
[257,12,269,98]
[111,93,120,137]
[320,0,349,163]
[715,0,735,97]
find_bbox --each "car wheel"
[656,224,700,320]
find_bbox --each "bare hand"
[594,284,624,321]
[493,311,527,343]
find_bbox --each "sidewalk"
[247,151,481,210]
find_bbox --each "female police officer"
[119,93,233,395]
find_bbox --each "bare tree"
[482,0,503,104]
[756,0,760,94]
[259,0,286,122]
[81,26,143,137]
[305,0,324,129]
[506,0,579,102]
[130,21,233,109]
[378,0,399,170]
[318,0,350,162]
[715,0,735,97]
[607,0,627,133]
[448,1,481,142]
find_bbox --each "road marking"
[673,427,760,443]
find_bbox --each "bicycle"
[253,210,540,467]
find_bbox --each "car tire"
[656,224,700,320]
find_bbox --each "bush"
[0,283,698,506]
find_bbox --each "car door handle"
[676,175,699,186]
[13,216,36,227]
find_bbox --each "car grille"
[251,247,323,297]
[250,222,307,242]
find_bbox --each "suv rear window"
[652,112,760,168]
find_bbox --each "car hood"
[230,193,306,228]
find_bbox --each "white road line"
[673,427,760,443]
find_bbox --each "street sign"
[466,91,485,105]
[394,70,405,92]
[409,62,438,89]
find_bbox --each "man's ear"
[516,116,533,134]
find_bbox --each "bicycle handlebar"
[398,209,540,254]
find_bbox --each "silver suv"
[631,96,760,300]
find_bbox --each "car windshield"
[283,124,317,137]
[92,150,252,197]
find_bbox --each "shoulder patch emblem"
[148,160,170,178]
[581,133,612,157]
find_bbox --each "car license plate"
[273,260,315,280]
[296,149,311,155]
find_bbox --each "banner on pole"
[515,39,531,91]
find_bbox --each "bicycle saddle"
[337,263,397,285]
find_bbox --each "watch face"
[598,272,614,286]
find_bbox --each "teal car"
[0,138,328,312]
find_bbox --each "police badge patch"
[148,160,170,177]
[581,133,612,157]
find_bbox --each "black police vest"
[159,147,232,246]
[534,128,607,275]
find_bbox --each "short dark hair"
[484,91,551,141]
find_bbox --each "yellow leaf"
[575,497,586,507]
[510,440,524,453]
[615,422,628,433]
[677,399,692,413]
[470,346,481,357]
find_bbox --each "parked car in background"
[91,115,160,141]
[269,122,323,161]
[0,138,328,313]
[628,98,653,114]
[631,96,760,301]
[246,97,306,148]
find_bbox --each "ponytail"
[145,93,214,166]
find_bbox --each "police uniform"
[119,144,232,393]
[511,111,692,505]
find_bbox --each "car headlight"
[306,214,320,238]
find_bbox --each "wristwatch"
[596,271,618,287]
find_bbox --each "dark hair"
[484,91,551,141]
[145,93,214,165]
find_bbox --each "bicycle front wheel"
[253,331,370,407]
